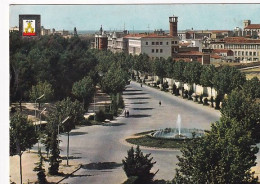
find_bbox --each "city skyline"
[10,4,260,32]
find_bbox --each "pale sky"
[9,4,260,31]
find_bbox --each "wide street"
[58,81,257,183]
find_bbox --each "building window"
[242,51,244,56]
[156,42,159,45]
[146,42,148,45]
[166,42,169,45]
[171,41,174,44]
[156,49,159,53]
[253,52,256,56]
[160,49,163,53]
[249,52,252,56]
[175,41,178,44]
[152,49,154,53]
[152,42,155,45]
[160,42,163,45]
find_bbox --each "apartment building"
[209,37,260,62]
[124,33,179,59]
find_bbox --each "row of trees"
[133,55,260,108]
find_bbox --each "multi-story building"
[244,20,260,37]
[94,26,108,50]
[122,15,179,59]
[124,33,179,59]
[41,26,51,36]
[9,26,19,32]
[209,37,260,62]
[107,30,129,53]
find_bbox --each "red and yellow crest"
[23,20,36,36]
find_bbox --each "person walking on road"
[159,101,161,106]
[127,110,129,117]
[124,109,127,117]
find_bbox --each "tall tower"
[169,15,178,36]
[74,27,78,36]
[243,20,251,28]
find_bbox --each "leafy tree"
[101,64,129,95]
[200,64,217,96]
[29,81,54,105]
[213,65,246,97]
[165,57,174,78]
[134,53,151,74]
[152,58,167,84]
[242,77,260,99]
[33,149,47,184]
[122,146,157,184]
[172,61,187,83]
[174,117,258,184]
[47,111,61,175]
[72,76,95,109]
[221,90,260,142]
[183,61,202,89]
[10,113,38,184]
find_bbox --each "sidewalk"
[10,151,80,184]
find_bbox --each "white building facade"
[126,34,179,59]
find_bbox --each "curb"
[56,164,82,184]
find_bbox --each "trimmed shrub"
[199,94,203,104]
[203,98,209,106]
[210,96,214,108]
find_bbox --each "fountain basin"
[151,128,204,139]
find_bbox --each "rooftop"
[124,33,174,38]
[224,37,260,44]
[212,49,232,53]
[245,24,260,29]
[176,51,204,56]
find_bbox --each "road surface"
[59,81,253,183]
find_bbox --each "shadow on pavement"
[123,92,148,95]
[102,123,126,126]
[130,102,149,104]
[70,174,92,178]
[69,132,88,136]
[125,97,151,99]
[124,89,142,92]
[132,108,154,110]
[81,162,123,170]
[129,114,151,118]
[60,156,82,160]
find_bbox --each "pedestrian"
[159,101,161,106]
[124,109,127,117]
[127,110,129,117]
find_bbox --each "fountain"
[152,114,204,139]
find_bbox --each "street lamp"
[39,108,46,128]
[37,107,46,151]
[57,116,70,148]
[34,94,45,119]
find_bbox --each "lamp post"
[37,107,46,151]
[39,108,46,128]
[34,94,45,119]
[57,116,70,149]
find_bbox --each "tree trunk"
[67,132,69,166]
[19,154,22,184]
